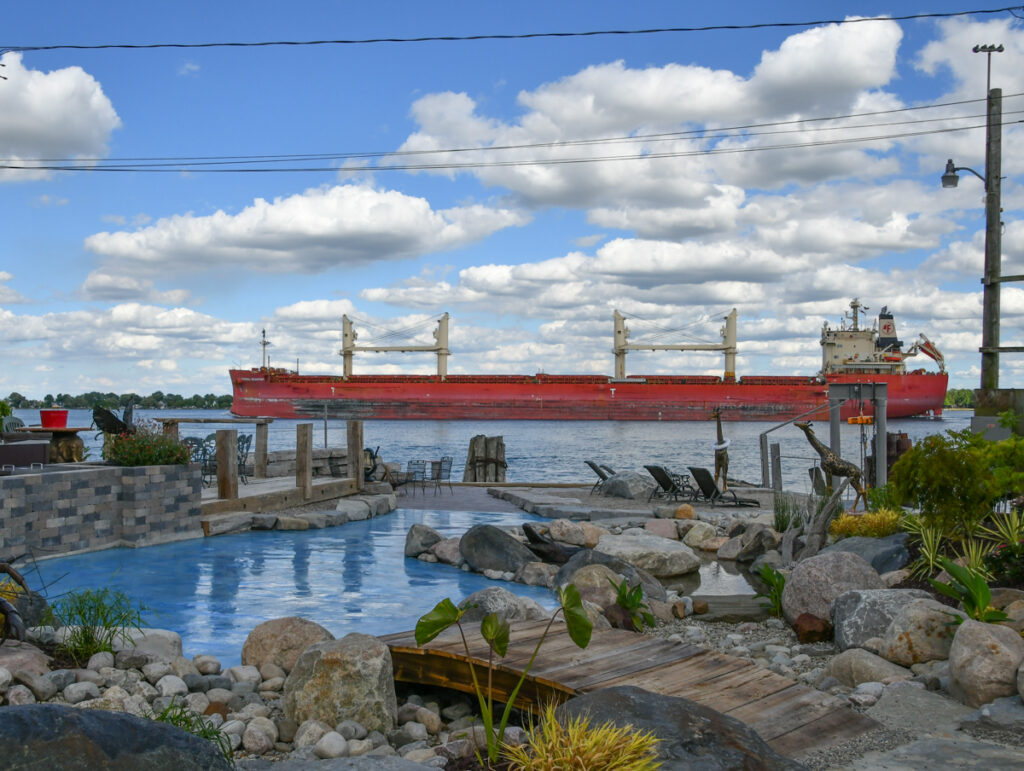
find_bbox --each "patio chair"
[182,436,204,462]
[688,466,759,507]
[644,465,696,502]
[2,416,26,432]
[585,460,613,494]
[406,459,427,496]
[432,455,454,495]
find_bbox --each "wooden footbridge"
[381,619,878,758]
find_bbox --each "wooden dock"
[381,619,878,758]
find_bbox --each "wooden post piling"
[296,423,313,499]
[216,429,239,500]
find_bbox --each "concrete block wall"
[0,463,202,558]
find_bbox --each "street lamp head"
[972,44,1004,53]
[941,159,960,188]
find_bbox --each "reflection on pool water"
[29,509,755,667]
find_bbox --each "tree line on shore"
[944,388,975,408]
[4,391,233,410]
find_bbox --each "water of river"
[14,408,971,492]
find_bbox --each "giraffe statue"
[711,408,730,492]
[794,422,866,511]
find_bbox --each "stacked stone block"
[0,464,202,558]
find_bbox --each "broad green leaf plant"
[928,557,1008,625]
[608,578,656,631]
[754,564,786,618]
[415,586,593,765]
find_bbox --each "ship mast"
[260,329,271,370]
[613,309,738,381]
[340,314,450,379]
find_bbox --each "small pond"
[28,508,754,666]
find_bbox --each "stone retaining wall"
[264,449,350,478]
[0,463,202,558]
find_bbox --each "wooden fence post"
[347,420,364,491]
[255,421,269,479]
[296,423,313,500]
[216,429,238,500]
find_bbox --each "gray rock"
[63,680,101,704]
[113,628,183,661]
[845,736,1024,770]
[594,532,700,577]
[87,651,115,670]
[558,686,802,770]
[459,524,538,574]
[735,523,780,563]
[284,633,397,733]
[13,670,57,702]
[315,730,350,759]
[830,589,932,651]
[960,694,1024,730]
[781,551,884,625]
[825,648,913,688]
[948,620,1024,708]
[335,499,371,521]
[820,532,910,574]
[457,586,548,622]
[866,681,972,735]
[404,524,443,557]
[0,703,232,769]
[45,669,76,691]
[552,550,666,602]
[242,616,335,675]
[878,598,967,666]
[600,471,656,500]
[716,535,743,561]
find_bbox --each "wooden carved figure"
[794,422,866,511]
[711,408,730,492]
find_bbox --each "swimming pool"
[28,509,558,667]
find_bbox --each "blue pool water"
[28,509,558,667]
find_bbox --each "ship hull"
[230,370,947,421]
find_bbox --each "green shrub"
[866,484,901,512]
[773,493,804,532]
[607,578,655,631]
[889,431,996,539]
[154,699,234,765]
[0,399,11,418]
[51,588,148,665]
[102,422,190,466]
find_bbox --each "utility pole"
[977,44,1003,391]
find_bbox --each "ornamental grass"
[829,508,903,540]
[503,702,662,770]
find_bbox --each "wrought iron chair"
[237,433,253,485]
[432,456,454,495]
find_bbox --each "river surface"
[15,407,972,492]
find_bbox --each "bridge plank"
[387,621,878,759]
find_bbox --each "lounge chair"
[644,465,696,502]
[688,466,759,507]
[585,460,613,494]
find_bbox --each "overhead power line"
[2,7,1021,52]
[2,117,1018,175]
[3,95,1021,175]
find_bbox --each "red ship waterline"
[230,300,948,422]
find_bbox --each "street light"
[941,159,986,189]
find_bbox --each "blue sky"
[1,2,1022,399]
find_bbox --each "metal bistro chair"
[198,434,218,487]
[406,459,427,496]
[432,456,454,495]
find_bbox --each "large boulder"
[112,629,183,661]
[600,472,656,500]
[459,524,537,574]
[457,586,549,623]
[948,620,1024,708]
[0,703,232,770]
[819,532,910,574]
[553,550,666,602]
[877,598,967,667]
[594,532,700,578]
[558,686,802,770]
[404,524,443,557]
[781,551,884,625]
[830,589,932,651]
[284,633,397,733]
[242,617,335,675]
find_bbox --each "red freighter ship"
[230,299,948,421]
